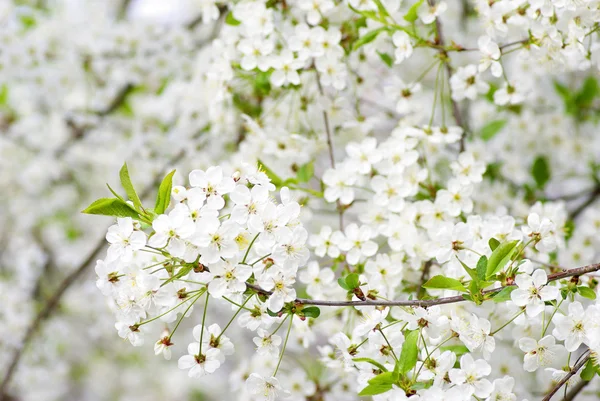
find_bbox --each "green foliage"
[352,27,388,51]
[300,306,321,319]
[404,0,424,22]
[476,256,488,281]
[531,156,551,188]
[155,170,176,215]
[486,240,519,278]
[120,163,143,210]
[82,198,140,219]
[577,286,597,300]
[339,273,360,291]
[353,357,388,372]
[225,11,241,26]
[488,237,500,251]
[358,372,396,396]
[395,330,419,374]
[295,161,314,183]
[491,286,516,303]
[480,120,506,141]
[257,159,283,187]
[377,51,394,67]
[581,359,597,381]
[422,275,468,292]
[554,76,599,120]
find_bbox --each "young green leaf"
[395,330,419,374]
[404,0,424,22]
[338,277,351,291]
[155,169,176,215]
[296,161,314,183]
[82,198,140,219]
[257,159,283,187]
[488,238,500,251]
[575,76,598,108]
[345,273,360,289]
[457,258,478,282]
[422,275,468,293]
[119,162,143,210]
[301,306,321,319]
[486,240,519,278]
[491,286,516,303]
[480,119,506,141]
[352,27,388,51]
[531,156,551,188]
[377,51,394,68]
[225,11,241,26]
[358,383,393,396]
[476,256,488,281]
[353,357,388,372]
[577,286,597,300]
[581,359,596,381]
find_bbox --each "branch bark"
[542,351,590,401]
[246,261,600,308]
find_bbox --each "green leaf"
[577,286,597,300]
[440,345,470,355]
[106,183,125,201]
[225,11,241,26]
[345,273,360,289]
[575,76,598,108]
[486,240,519,278]
[476,256,488,281]
[338,277,351,291]
[358,383,393,396]
[531,156,551,188]
[301,306,321,319]
[457,258,478,282]
[120,163,143,210]
[155,170,176,215]
[0,84,8,106]
[82,198,140,219]
[395,330,419,374]
[422,275,468,293]
[488,238,500,251]
[353,357,388,372]
[581,359,596,381]
[369,371,397,385]
[296,161,314,183]
[404,0,424,22]
[257,159,283,187]
[352,27,387,51]
[372,0,390,17]
[377,51,394,68]
[491,286,516,303]
[480,120,506,141]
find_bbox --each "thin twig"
[314,68,344,230]
[569,186,600,220]
[427,0,467,151]
[247,261,600,308]
[542,351,590,401]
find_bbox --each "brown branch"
[542,351,590,401]
[314,68,344,230]
[0,151,185,399]
[569,186,600,220]
[246,261,600,308]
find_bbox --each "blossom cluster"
[1,0,600,400]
